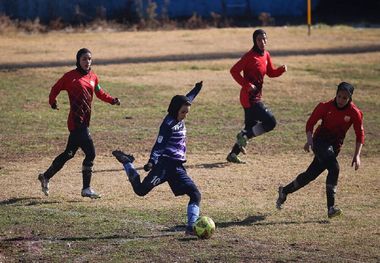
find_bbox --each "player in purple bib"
[112,81,203,235]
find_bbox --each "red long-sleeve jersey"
[306,99,365,151]
[230,49,286,108]
[49,69,115,131]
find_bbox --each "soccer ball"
[194,216,216,239]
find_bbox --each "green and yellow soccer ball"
[194,216,216,239]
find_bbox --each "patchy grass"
[0,26,379,262]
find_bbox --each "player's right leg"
[38,133,78,196]
[112,150,136,182]
[276,157,325,209]
[227,106,257,163]
[112,150,166,196]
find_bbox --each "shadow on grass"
[165,215,267,241]
[1,44,380,70]
[217,215,329,227]
[162,225,199,241]
[216,215,267,228]
[166,214,328,235]
[93,162,229,174]
[255,219,330,226]
[163,215,267,234]
[186,162,230,169]
[0,197,60,206]
[1,232,176,243]
[92,166,145,174]
[92,167,124,174]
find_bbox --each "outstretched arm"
[185,81,203,103]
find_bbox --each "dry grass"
[0,26,379,262]
[1,153,379,262]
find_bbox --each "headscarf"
[337,82,354,99]
[335,82,354,109]
[76,48,91,75]
[252,29,266,56]
[167,95,191,119]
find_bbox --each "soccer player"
[227,29,287,163]
[38,48,120,199]
[112,81,203,235]
[276,82,364,218]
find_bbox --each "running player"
[38,48,120,199]
[227,29,287,163]
[276,82,364,218]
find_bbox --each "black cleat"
[38,173,49,196]
[328,206,342,219]
[276,186,287,210]
[185,225,196,236]
[112,150,135,164]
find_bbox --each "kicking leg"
[112,150,165,196]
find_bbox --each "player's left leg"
[247,102,276,138]
[168,164,201,235]
[80,129,100,199]
[326,158,341,218]
[38,131,79,196]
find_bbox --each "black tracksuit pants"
[283,137,340,208]
[43,127,95,189]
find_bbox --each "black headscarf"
[337,82,354,98]
[334,82,354,109]
[167,95,191,119]
[76,48,91,75]
[252,29,266,56]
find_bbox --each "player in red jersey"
[227,29,287,163]
[38,48,120,199]
[276,82,365,218]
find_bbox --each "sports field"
[0,26,379,262]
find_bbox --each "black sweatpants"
[243,101,277,138]
[43,127,95,189]
[283,138,340,208]
[231,101,276,155]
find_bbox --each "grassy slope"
[0,26,379,262]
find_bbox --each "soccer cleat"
[236,132,248,148]
[38,173,49,196]
[328,206,342,218]
[226,153,246,164]
[276,186,287,210]
[185,225,196,236]
[81,187,101,199]
[112,150,135,164]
